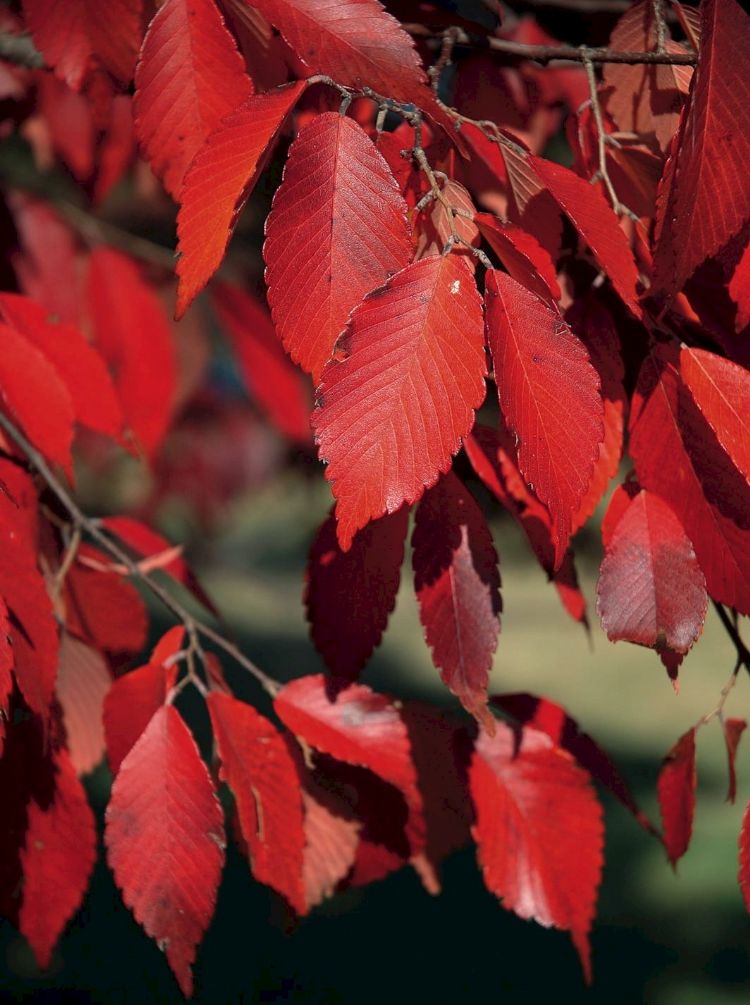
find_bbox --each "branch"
[0,31,44,69]
[0,411,281,698]
[713,601,750,678]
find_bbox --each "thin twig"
[653,0,668,54]
[0,412,281,697]
[713,601,750,678]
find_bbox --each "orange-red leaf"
[313,254,486,551]
[484,270,603,566]
[305,507,408,691]
[176,81,307,315]
[134,0,253,199]
[105,705,225,997]
[657,727,697,866]
[680,347,750,486]
[470,721,603,982]
[207,691,306,914]
[412,471,501,728]
[652,0,750,296]
[597,489,707,656]
[56,634,111,776]
[264,112,412,382]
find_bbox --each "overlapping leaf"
[475,213,560,304]
[313,254,486,551]
[657,728,696,866]
[134,0,253,199]
[56,634,111,776]
[264,112,412,381]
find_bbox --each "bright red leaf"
[134,0,253,199]
[207,691,306,914]
[657,727,697,866]
[484,270,603,565]
[264,112,412,382]
[470,721,603,982]
[412,471,501,729]
[175,81,307,315]
[313,254,486,551]
[305,506,409,691]
[105,705,225,997]
[64,546,148,655]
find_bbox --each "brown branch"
[0,411,281,698]
[713,601,750,678]
[0,31,44,69]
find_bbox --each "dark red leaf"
[652,0,750,296]
[211,282,312,444]
[740,798,750,912]
[305,507,408,691]
[412,471,501,728]
[175,81,307,316]
[484,270,603,565]
[657,727,697,866]
[724,718,747,805]
[134,0,253,199]
[207,691,306,914]
[475,213,560,304]
[470,721,603,981]
[19,750,96,968]
[313,254,486,551]
[56,633,111,776]
[105,705,225,996]
[597,488,707,656]
[680,346,750,486]
[0,599,11,755]
[264,112,412,382]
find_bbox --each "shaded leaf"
[56,634,111,776]
[475,213,560,304]
[724,718,746,805]
[64,545,148,655]
[657,727,696,866]
[740,798,750,912]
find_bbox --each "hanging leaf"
[657,727,697,866]
[105,705,225,997]
[724,718,747,805]
[56,634,111,776]
[264,112,412,382]
[412,471,501,729]
[207,691,306,914]
[305,507,409,692]
[484,270,603,566]
[313,254,486,551]
[470,720,603,982]
[134,0,254,199]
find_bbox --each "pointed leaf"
[484,270,603,565]
[724,718,746,805]
[412,471,501,728]
[264,112,412,381]
[470,721,603,982]
[105,705,225,997]
[305,507,408,691]
[313,254,486,551]
[134,0,254,199]
[657,727,696,866]
[56,634,111,776]
[19,750,96,969]
[680,347,750,486]
[597,489,707,656]
[176,81,307,315]
[207,692,306,914]
[652,0,750,296]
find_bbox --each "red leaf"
[87,248,176,457]
[469,721,603,981]
[0,321,75,475]
[412,471,501,728]
[211,282,312,444]
[19,750,96,968]
[415,180,480,266]
[299,767,360,908]
[680,347,750,486]
[264,112,412,382]
[0,599,11,755]
[475,213,560,304]
[175,81,307,316]
[492,693,655,833]
[601,479,640,551]
[657,727,697,866]
[629,345,750,615]
[0,293,123,440]
[724,718,746,805]
[64,546,148,655]
[305,507,408,691]
[207,691,306,914]
[274,675,425,855]
[313,254,486,551]
[652,0,750,297]
[740,799,750,912]
[728,242,750,332]
[484,270,603,565]
[105,705,225,996]
[597,488,707,656]
[21,0,142,89]
[56,634,111,776]
[134,0,254,199]
[530,156,642,317]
